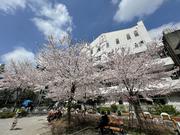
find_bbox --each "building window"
[139,40,144,46]
[158,49,168,58]
[90,49,93,54]
[171,72,179,80]
[116,39,120,44]
[126,34,131,40]
[97,47,101,52]
[134,30,139,37]
[135,43,138,48]
[140,40,144,44]
[136,54,140,58]
[106,43,109,48]
[96,56,101,61]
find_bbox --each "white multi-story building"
[90,21,175,69]
[90,21,151,57]
[90,21,174,68]
[90,21,180,110]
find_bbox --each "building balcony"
[156,56,174,69]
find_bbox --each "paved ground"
[0,115,51,135]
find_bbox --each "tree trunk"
[132,102,143,127]
[67,83,76,127]
[4,90,10,105]
[13,90,19,112]
[5,93,10,105]
[67,99,72,126]
[129,95,144,129]
[83,93,87,116]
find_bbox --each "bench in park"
[103,116,125,134]
[161,112,180,134]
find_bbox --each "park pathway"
[0,115,51,135]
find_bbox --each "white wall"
[90,21,152,57]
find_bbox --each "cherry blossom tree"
[37,36,102,125]
[105,42,176,127]
[0,60,38,110]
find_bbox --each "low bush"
[40,98,54,107]
[98,105,127,114]
[107,109,110,115]
[20,109,28,117]
[0,112,15,118]
[123,118,174,135]
[117,110,121,116]
[149,104,179,115]
[72,104,81,110]
[51,118,68,135]
[111,104,118,113]
[117,105,127,113]
[145,123,174,135]
[51,114,99,135]
[97,106,111,114]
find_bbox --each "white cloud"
[114,0,167,23]
[1,47,35,64]
[0,0,73,40]
[32,3,72,40]
[0,0,26,14]
[148,22,180,39]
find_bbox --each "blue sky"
[0,0,180,63]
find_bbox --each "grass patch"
[0,112,15,118]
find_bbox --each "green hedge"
[0,112,15,118]
[117,105,127,113]
[148,104,179,115]
[117,110,121,116]
[97,104,128,114]
[97,107,111,114]
[111,104,118,113]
